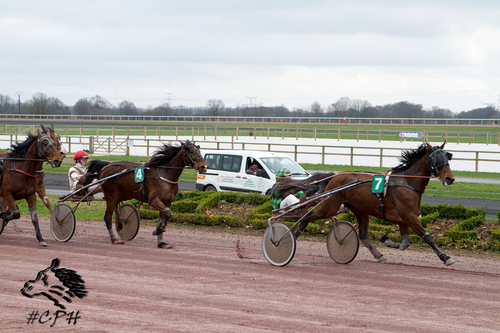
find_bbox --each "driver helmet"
[275,168,291,179]
[73,150,89,162]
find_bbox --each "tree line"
[0,92,498,119]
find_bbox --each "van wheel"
[204,185,217,192]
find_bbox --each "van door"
[219,154,264,193]
[240,156,270,194]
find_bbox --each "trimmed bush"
[492,228,500,242]
[419,212,439,227]
[420,203,485,220]
[171,200,199,213]
[447,215,484,240]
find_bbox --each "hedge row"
[135,191,500,250]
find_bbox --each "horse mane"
[83,160,111,186]
[53,267,88,299]
[146,143,182,167]
[392,143,428,173]
[6,133,38,158]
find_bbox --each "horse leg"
[350,206,387,263]
[104,203,124,245]
[375,233,400,249]
[153,208,173,249]
[26,195,47,247]
[407,217,454,265]
[399,224,411,250]
[422,232,455,265]
[0,196,19,226]
[29,208,47,247]
[37,184,54,215]
[375,223,410,249]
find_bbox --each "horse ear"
[49,258,60,270]
[37,129,42,136]
[50,123,55,131]
[40,124,49,134]
[426,142,433,151]
[440,141,446,149]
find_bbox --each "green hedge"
[135,191,500,250]
[420,203,485,219]
[447,215,484,240]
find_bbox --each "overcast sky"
[2,1,500,113]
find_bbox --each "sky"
[1,0,500,113]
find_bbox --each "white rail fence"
[1,134,499,173]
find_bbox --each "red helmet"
[73,150,89,162]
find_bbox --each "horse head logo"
[20,258,87,310]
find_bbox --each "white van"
[196,150,311,195]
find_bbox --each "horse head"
[427,142,455,186]
[20,258,87,310]
[36,124,66,168]
[180,140,208,173]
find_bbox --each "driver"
[270,168,305,211]
[68,150,89,192]
[68,150,101,198]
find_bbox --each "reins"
[303,171,434,186]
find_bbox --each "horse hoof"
[112,239,125,245]
[378,256,388,263]
[399,242,410,251]
[158,242,173,249]
[445,258,455,266]
[39,241,48,247]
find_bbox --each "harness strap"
[16,169,37,178]
[159,176,178,184]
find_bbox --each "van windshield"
[260,156,308,176]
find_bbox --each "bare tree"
[27,92,51,114]
[143,102,172,116]
[351,99,372,117]
[0,94,16,114]
[310,101,324,117]
[118,100,138,115]
[327,96,351,116]
[206,99,225,117]
[73,98,92,115]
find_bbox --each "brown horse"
[84,140,208,248]
[295,142,456,265]
[0,124,66,245]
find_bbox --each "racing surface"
[1,215,500,332]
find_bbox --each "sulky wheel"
[115,203,140,241]
[51,203,76,242]
[262,221,296,267]
[326,220,359,264]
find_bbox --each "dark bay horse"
[296,142,456,265]
[0,124,66,246]
[84,140,208,248]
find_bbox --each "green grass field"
[42,156,500,201]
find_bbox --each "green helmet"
[275,168,291,179]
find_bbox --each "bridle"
[428,148,453,177]
[182,142,203,171]
[37,131,56,162]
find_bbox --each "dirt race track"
[1,216,500,333]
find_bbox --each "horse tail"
[82,160,110,186]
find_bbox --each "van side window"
[205,154,221,170]
[221,155,242,172]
